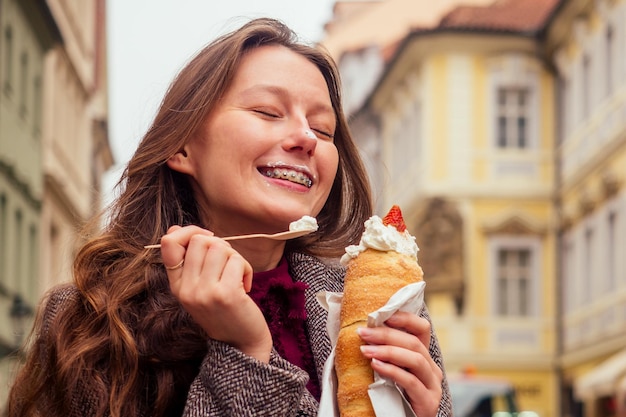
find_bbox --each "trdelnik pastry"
[335,205,424,417]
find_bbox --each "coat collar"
[286,252,345,385]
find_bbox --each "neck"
[229,239,286,272]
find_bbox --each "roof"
[321,0,562,61]
[439,0,561,33]
[331,0,564,117]
[320,0,496,59]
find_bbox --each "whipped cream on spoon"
[144,216,318,248]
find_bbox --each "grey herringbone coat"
[39,252,453,416]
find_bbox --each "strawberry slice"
[382,205,407,232]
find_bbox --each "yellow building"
[545,0,626,416]
[322,0,561,415]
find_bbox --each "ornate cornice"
[561,168,623,229]
[482,211,548,236]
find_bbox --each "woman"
[8,18,451,417]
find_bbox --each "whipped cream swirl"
[340,215,419,266]
[289,215,318,232]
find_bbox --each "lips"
[258,166,313,188]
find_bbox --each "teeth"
[263,168,312,188]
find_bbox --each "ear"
[166,146,194,175]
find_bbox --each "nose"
[283,125,318,155]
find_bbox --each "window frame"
[3,25,14,94]
[496,87,530,149]
[487,54,540,151]
[488,235,542,318]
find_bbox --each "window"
[33,76,42,136]
[489,236,540,317]
[3,26,13,93]
[582,54,591,119]
[20,52,29,117]
[496,88,529,149]
[562,237,575,313]
[488,55,539,152]
[606,25,614,97]
[0,194,6,286]
[496,248,531,316]
[27,224,37,295]
[15,209,23,286]
[606,212,616,292]
[558,76,569,143]
[395,100,421,171]
[582,227,594,304]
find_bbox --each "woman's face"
[174,45,339,235]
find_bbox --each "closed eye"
[312,128,334,140]
[252,109,281,118]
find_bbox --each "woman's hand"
[159,225,272,362]
[357,311,443,417]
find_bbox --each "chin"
[267,206,314,224]
[255,193,323,220]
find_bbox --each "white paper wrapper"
[316,281,426,417]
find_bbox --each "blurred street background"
[0,0,625,416]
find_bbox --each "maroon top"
[248,257,321,401]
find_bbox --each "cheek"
[214,124,269,165]
[316,146,339,202]
[322,146,340,183]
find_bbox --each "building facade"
[322,0,560,415]
[0,0,112,409]
[546,0,626,416]
[324,0,626,415]
[0,0,60,398]
[39,0,112,297]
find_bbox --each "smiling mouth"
[259,167,313,188]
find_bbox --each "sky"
[104,0,337,198]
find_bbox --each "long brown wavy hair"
[7,17,372,417]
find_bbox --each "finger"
[166,225,183,234]
[221,253,254,292]
[162,225,215,246]
[371,355,442,417]
[358,324,442,388]
[373,355,443,417]
[365,348,443,417]
[360,339,441,387]
[385,311,431,348]
[357,325,430,360]
[168,235,227,295]
[385,312,441,377]
[161,245,186,288]
[197,237,236,282]
[369,356,437,393]
[160,225,214,268]
[172,237,232,307]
